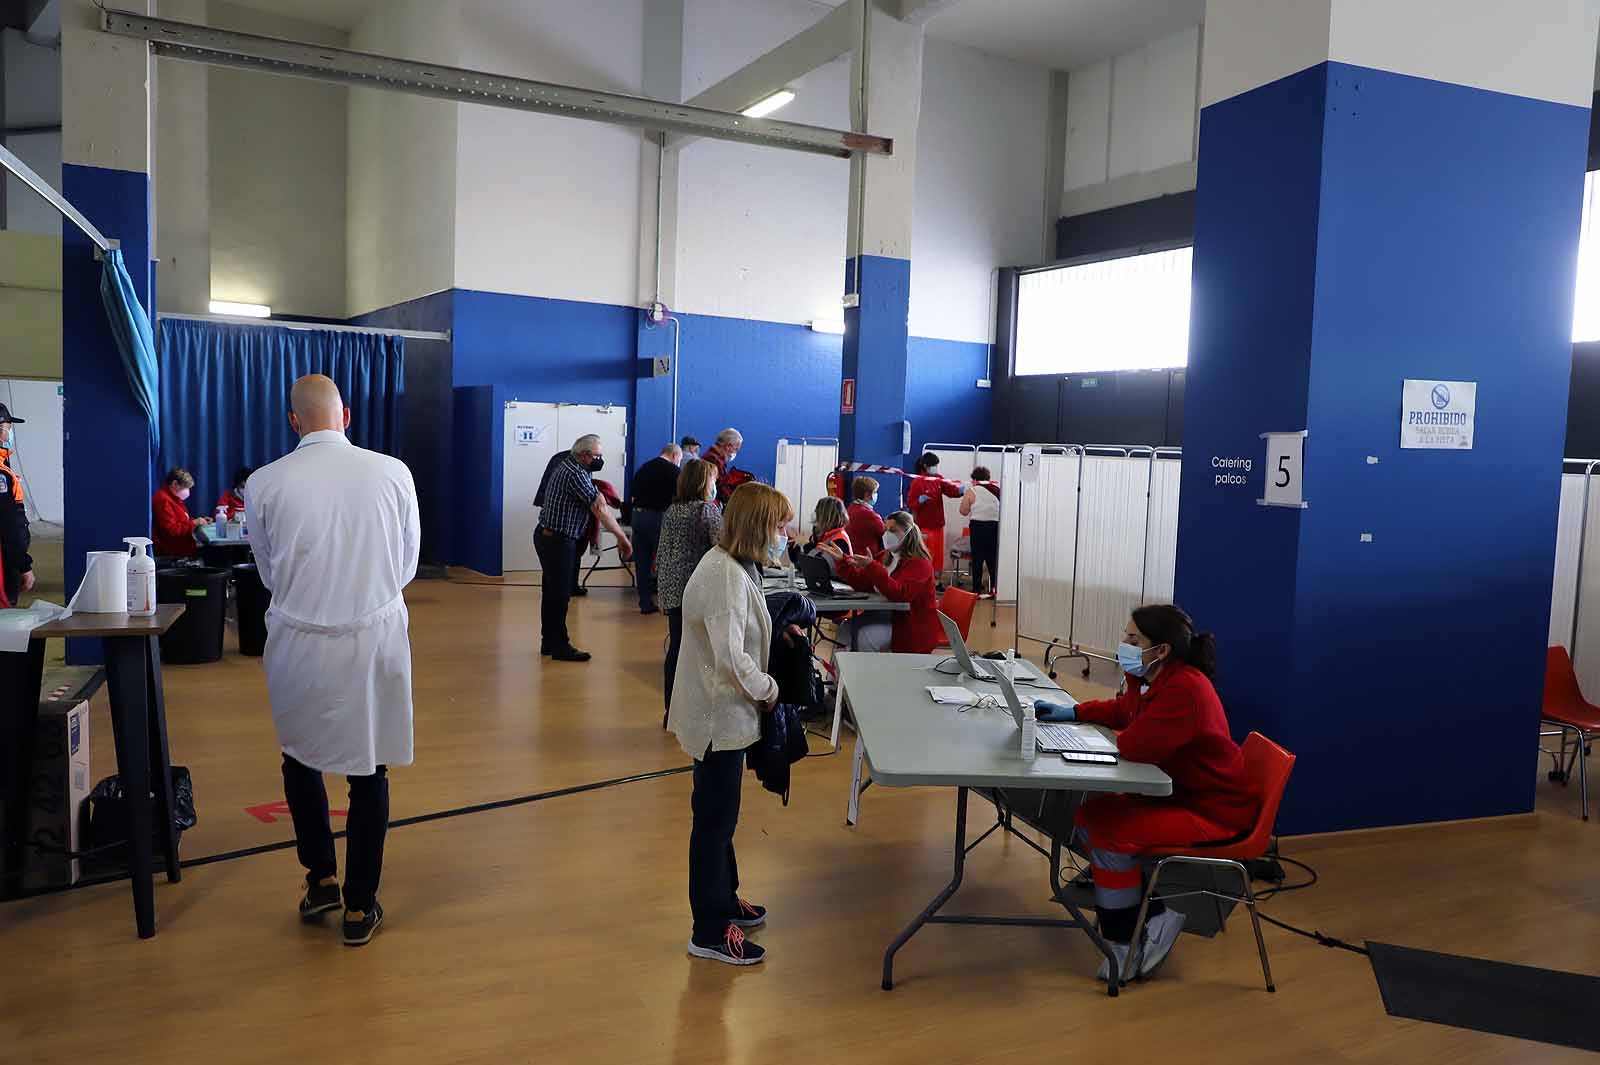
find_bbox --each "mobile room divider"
[1013,444,1182,678]
[773,437,839,535]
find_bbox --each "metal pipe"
[666,315,682,442]
[103,8,892,160]
[849,0,870,297]
[0,141,112,252]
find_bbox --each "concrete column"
[1176,0,1599,831]
[840,5,922,507]
[61,0,153,660]
[634,0,684,466]
[153,0,209,314]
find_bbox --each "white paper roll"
[69,550,129,613]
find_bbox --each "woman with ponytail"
[1040,604,1257,982]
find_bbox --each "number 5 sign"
[1257,431,1308,509]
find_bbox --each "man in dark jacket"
[0,404,33,606]
[630,443,682,614]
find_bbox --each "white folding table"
[835,652,1172,994]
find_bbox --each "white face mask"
[882,530,903,552]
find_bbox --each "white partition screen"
[989,446,1022,602]
[774,437,838,534]
[1016,448,1081,643]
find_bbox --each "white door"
[501,401,629,572]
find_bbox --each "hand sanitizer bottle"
[125,537,156,617]
[1020,699,1037,763]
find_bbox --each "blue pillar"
[840,255,912,510]
[1176,2,1596,832]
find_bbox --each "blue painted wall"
[907,335,991,459]
[451,384,505,576]
[841,255,913,483]
[62,163,153,664]
[1178,63,1587,833]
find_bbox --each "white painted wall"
[1063,24,1200,218]
[452,0,644,307]
[3,28,64,237]
[910,37,1049,344]
[204,1,348,318]
[346,0,458,317]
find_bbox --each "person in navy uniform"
[0,403,34,606]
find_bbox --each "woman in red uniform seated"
[816,511,940,653]
[215,466,253,520]
[1055,604,1258,981]
[805,496,852,572]
[152,468,210,558]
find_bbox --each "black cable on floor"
[5,763,694,897]
[1257,911,1370,956]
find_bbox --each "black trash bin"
[232,563,271,657]
[156,566,228,664]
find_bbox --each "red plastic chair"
[1542,646,1600,820]
[934,587,979,647]
[1126,732,1297,991]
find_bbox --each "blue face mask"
[1117,642,1151,677]
[767,534,789,564]
[868,493,879,507]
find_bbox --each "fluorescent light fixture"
[209,300,271,318]
[810,319,846,335]
[741,89,797,119]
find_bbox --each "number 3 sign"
[1258,431,1308,509]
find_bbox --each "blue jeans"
[632,507,664,610]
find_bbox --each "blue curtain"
[158,319,405,511]
[100,248,160,454]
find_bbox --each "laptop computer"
[795,553,869,600]
[937,611,1036,682]
[991,670,1119,764]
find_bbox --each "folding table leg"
[883,787,969,990]
[145,636,181,882]
[104,636,157,938]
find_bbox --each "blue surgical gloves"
[1032,696,1077,722]
[917,494,931,505]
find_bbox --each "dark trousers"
[663,607,684,723]
[970,520,1000,594]
[632,508,663,610]
[281,754,389,912]
[689,746,744,944]
[1,565,18,607]
[535,528,578,650]
[571,537,586,594]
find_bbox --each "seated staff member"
[217,466,254,520]
[844,476,885,558]
[959,466,1001,595]
[656,459,724,723]
[907,452,961,578]
[816,511,940,654]
[806,496,852,574]
[668,482,796,966]
[1052,605,1258,982]
[153,468,211,558]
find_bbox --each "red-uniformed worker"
[906,452,962,578]
[152,467,210,558]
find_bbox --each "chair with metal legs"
[1540,646,1599,820]
[1125,732,1296,992]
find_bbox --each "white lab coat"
[246,430,421,775]
[668,547,778,760]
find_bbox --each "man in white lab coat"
[247,374,420,947]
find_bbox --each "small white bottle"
[1020,699,1037,762]
[125,537,156,617]
[239,506,248,539]
[214,505,230,538]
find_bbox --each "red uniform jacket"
[152,486,199,557]
[908,474,961,530]
[844,502,885,557]
[1075,663,1258,833]
[216,489,246,520]
[841,554,940,654]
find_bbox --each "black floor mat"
[1369,941,1600,1052]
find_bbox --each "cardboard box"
[23,673,97,891]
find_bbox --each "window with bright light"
[1015,246,1193,376]
[1574,171,1600,343]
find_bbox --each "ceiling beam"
[100,7,891,160]
[668,0,861,152]
[896,0,966,27]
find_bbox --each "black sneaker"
[572,587,589,597]
[342,902,385,947]
[687,923,765,966]
[551,646,592,662]
[298,877,341,921]
[731,897,767,929]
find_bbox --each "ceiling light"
[810,319,846,335]
[741,89,797,119]
[210,300,271,319]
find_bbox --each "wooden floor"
[3,576,1599,1064]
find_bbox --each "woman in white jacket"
[668,481,794,965]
